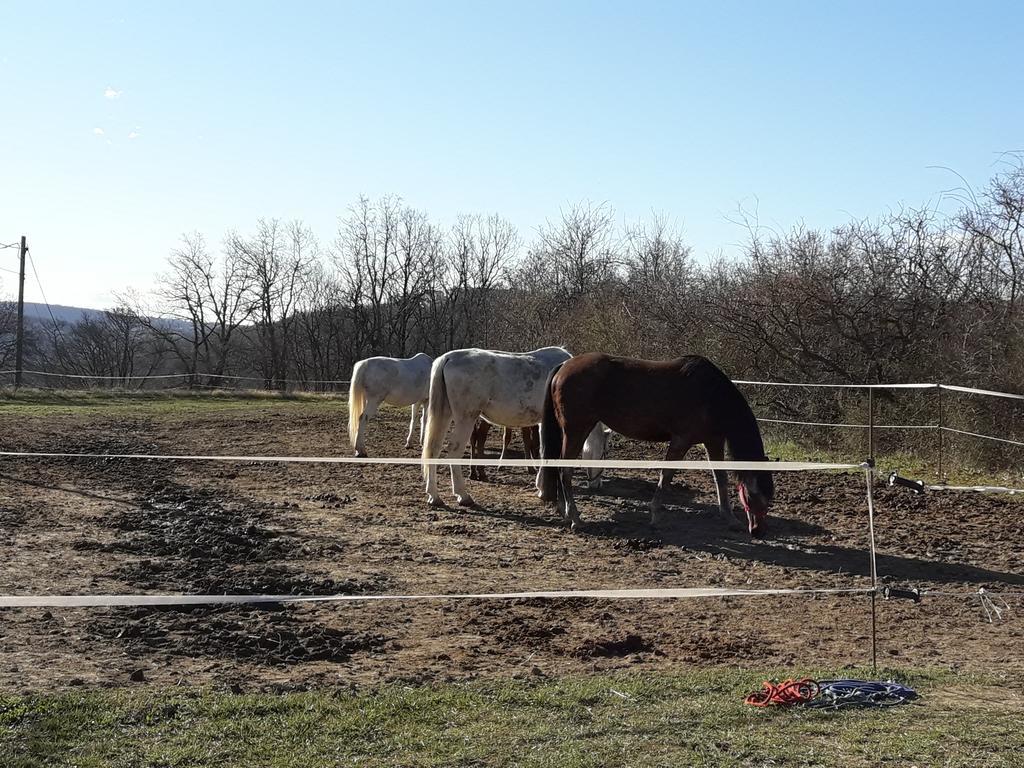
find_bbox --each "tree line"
[4,160,1024,464]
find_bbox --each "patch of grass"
[766,438,1024,490]
[1,668,1021,767]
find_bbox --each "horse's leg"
[498,427,513,461]
[650,435,694,527]
[405,403,418,449]
[470,420,490,482]
[558,429,590,532]
[448,416,478,507]
[354,397,381,458]
[419,399,427,445]
[523,426,539,474]
[706,439,743,531]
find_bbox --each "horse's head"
[582,424,612,488]
[737,469,774,538]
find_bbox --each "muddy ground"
[0,396,1021,692]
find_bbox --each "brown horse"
[469,420,540,481]
[538,353,774,536]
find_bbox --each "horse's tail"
[348,360,368,450]
[538,362,565,502]
[421,356,453,481]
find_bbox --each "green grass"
[1,669,1020,767]
[766,437,1024,489]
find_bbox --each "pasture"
[1,391,1022,765]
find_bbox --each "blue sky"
[1,0,1022,308]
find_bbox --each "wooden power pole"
[15,236,26,388]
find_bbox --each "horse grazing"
[422,346,573,506]
[539,353,774,536]
[348,353,432,457]
[419,348,573,505]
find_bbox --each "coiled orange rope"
[744,678,820,707]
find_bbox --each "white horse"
[348,353,432,457]
[421,346,608,507]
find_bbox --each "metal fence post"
[937,385,944,481]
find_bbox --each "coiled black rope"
[805,679,918,709]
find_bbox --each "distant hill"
[21,302,107,325]
[19,302,192,334]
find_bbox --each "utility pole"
[15,236,26,388]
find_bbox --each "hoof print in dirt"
[614,537,663,552]
[72,458,392,674]
[92,606,388,667]
[305,492,355,509]
[574,634,653,659]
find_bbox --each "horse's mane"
[679,356,766,461]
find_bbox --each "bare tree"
[620,214,694,357]
[534,202,618,300]
[0,300,19,371]
[231,219,317,388]
[436,214,520,351]
[47,306,160,386]
[120,232,254,385]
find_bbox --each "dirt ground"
[0,396,1021,693]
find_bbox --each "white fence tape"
[736,380,937,390]
[1,369,186,380]
[0,370,351,386]
[939,383,1024,401]
[758,417,937,430]
[940,426,1024,449]
[8,370,1024,400]
[0,586,874,609]
[0,450,861,472]
[927,484,1024,495]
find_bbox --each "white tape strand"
[939,384,1024,401]
[0,370,352,386]
[940,426,1024,448]
[0,586,874,609]
[735,380,937,390]
[0,450,861,472]
[2,369,187,380]
[926,484,1024,495]
[11,372,1024,401]
[758,417,937,430]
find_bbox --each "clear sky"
[2,0,1022,308]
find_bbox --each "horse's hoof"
[538,489,557,503]
[456,494,476,507]
[569,519,583,533]
[404,442,413,450]
[355,450,368,459]
[427,495,445,508]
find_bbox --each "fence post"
[867,388,875,462]
[14,236,26,389]
[937,385,944,481]
[864,460,879,672]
